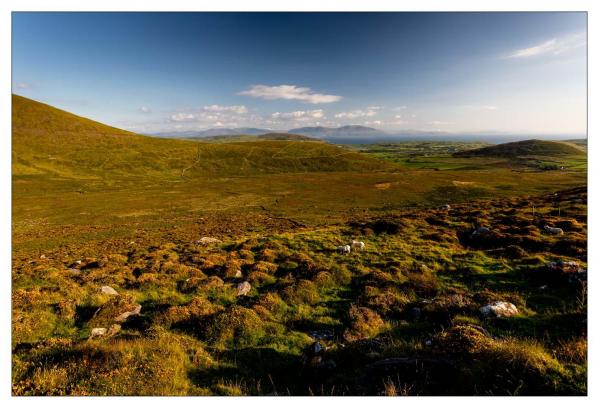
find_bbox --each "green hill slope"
[12,95,396,180]
[453,139,584,158]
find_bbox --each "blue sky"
[12,12,587,135]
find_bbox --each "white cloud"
[393,105,408,111]
[140,106,152,113]
[15,82,31,90]
[271,109,325,120]
[168,104,250,124]
[170,113,196,122]
[429,120,453,126]
[239,84,342,104]
[335,107,380,119]
[203,104,248,114]
[506,32,586,59]
[364,120,382,126]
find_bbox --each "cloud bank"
[239,84,342,104]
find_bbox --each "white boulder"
[480,301,519,318]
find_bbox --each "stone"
[114,304,142,322]
[234,269,243,278]
[195,237,222,245]
[90,295,142,326]
[100,285,119,296]
[89,324,121,339]
[236,281,251,297]
[471,227,490,237]
[90,327,107,338]
[480,301,519,318]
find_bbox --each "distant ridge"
[193,133,321,143]
[453,139,584,158]
[288,125,387,140]
[150,127,273,138]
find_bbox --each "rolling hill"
[453,139,584,158]
[12,95,396,181]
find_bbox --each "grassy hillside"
[12,95,396,180]
[454,139,584,158]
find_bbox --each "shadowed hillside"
[12,95,397,180]
[453,139,584,158]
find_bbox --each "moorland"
[12,95,587,395]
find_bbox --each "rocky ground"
[12,187,587,395]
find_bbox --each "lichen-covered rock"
[195,237,221,245]
[480,301,518,318]
[89,324,121,339]
[89,294,142,326]
[236,281,251,297]
[100,285,119,296]
[89,327,107,338]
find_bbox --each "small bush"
[343,305,387,341]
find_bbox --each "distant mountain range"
[149,125,387,141]
[148,126,586,145]
[287,125,386,139]
[149,127,273,138]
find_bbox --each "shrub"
[282,280,320,305]
[158,296,221,329]
[206,306,266,348]
[343,305,387,341]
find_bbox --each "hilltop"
[12,95,396,180]
[453,139,584,158]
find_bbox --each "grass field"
[12,95,588,395]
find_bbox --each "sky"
[12,12,587,136]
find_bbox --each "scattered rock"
[39,254,46,259]
[471,227,490,238]
[480,301,519,318]
[301,341,335,369]
[89,324,121,339]
[195,237,222,245]
[439,204,451,211]
[309,329,334,341]
[236,281,251,297]
[234,269,243,278]
[100,285,119,296]
[544,225,564,235]
[115,304,142,322]
[90,295,142,326]
[89,327,107,338]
